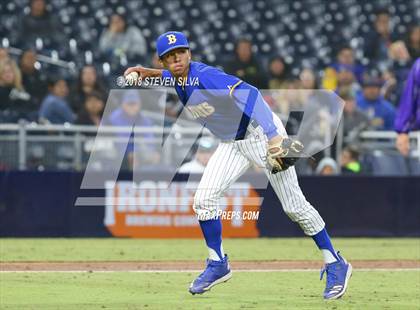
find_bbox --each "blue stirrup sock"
[199,218,224,261]
[312,228,339,264]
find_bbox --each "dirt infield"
[1,260,419,271]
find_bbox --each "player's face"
[31,0,46,17]
[410,26,420,44]
[21,51,37,70]
[122,102,141,116]
[299,69,315,89]
[85,97,104,115]
[321,166,335,175]
[81,66,97,86]
[340,150,352,166]
[236,41,252,62]
[110,15,125,33]
[337,70,354,84]
[338,49,354,65]
[375,14,390,35]
[0,64,15,85]
[363,86,380,101]
[269,59,285,76]
[343,98,356,113]
[160,48,191,77]
[53,80,69,98]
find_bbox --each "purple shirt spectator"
[394,58,420,133]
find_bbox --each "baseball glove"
[266,138,304,173]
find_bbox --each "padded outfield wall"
[0,171,419,237]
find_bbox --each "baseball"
[125,71,139,82]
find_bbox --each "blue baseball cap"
[122,90,141,105]
[156,31,189,58]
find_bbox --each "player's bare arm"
[123,66,163,79]
[124,48,190,81]
[396,133,409,156]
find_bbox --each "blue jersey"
[162,61,278,140]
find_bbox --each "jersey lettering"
[187,102,215,119]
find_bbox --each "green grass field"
[1,238,419,309]
[2,271,419,309]
[1,238,419,261]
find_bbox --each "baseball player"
[395,58,420,156]
[124,31,352,299]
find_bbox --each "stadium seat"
[408,158,420,176]
[370,151,409,176]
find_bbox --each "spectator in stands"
[271,70,314,131]
[75,92,104,126]
[388,40,415,99]
[395,58,420,156]
[268,56,289,89]
[224,38,267,89]
[322,46,364,90]
[0,58,31,122]
[300,68,318,90]
[17,0,65,47]
[340,146,362,174]
[296,69,335,154]
[404,25,420,60]
[273,77,303,115]
[99,13,147,60]
[340,91,369,140]
[178,137,217,173]
[315,157,339,175]
[356,76,396,130]
[381,70,399,104]
[363,9,396,64]
[19,49,47,107]
[69,65,107,114]
[389,41,411,63]
[335,68,361,97]
[0,48,9,62]
[267,57,289,115]
[107,90,159,169]
[39,78,75,124]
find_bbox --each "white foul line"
[1,268,419,273]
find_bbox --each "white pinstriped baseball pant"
[193,116,325,236]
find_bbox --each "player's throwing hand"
[123,66,162,79]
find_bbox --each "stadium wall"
[0,171,419,237]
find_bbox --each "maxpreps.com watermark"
[197,210,260,221]
[116,76,199,88]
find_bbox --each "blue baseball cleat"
[320,252,352,300]
[189,255,232,295]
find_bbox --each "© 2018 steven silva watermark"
[116,76,200,88]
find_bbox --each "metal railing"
[0,122,212,171]
[0,122,419,172]
[359,130,420,157]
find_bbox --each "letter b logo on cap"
[166,34,177,44]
